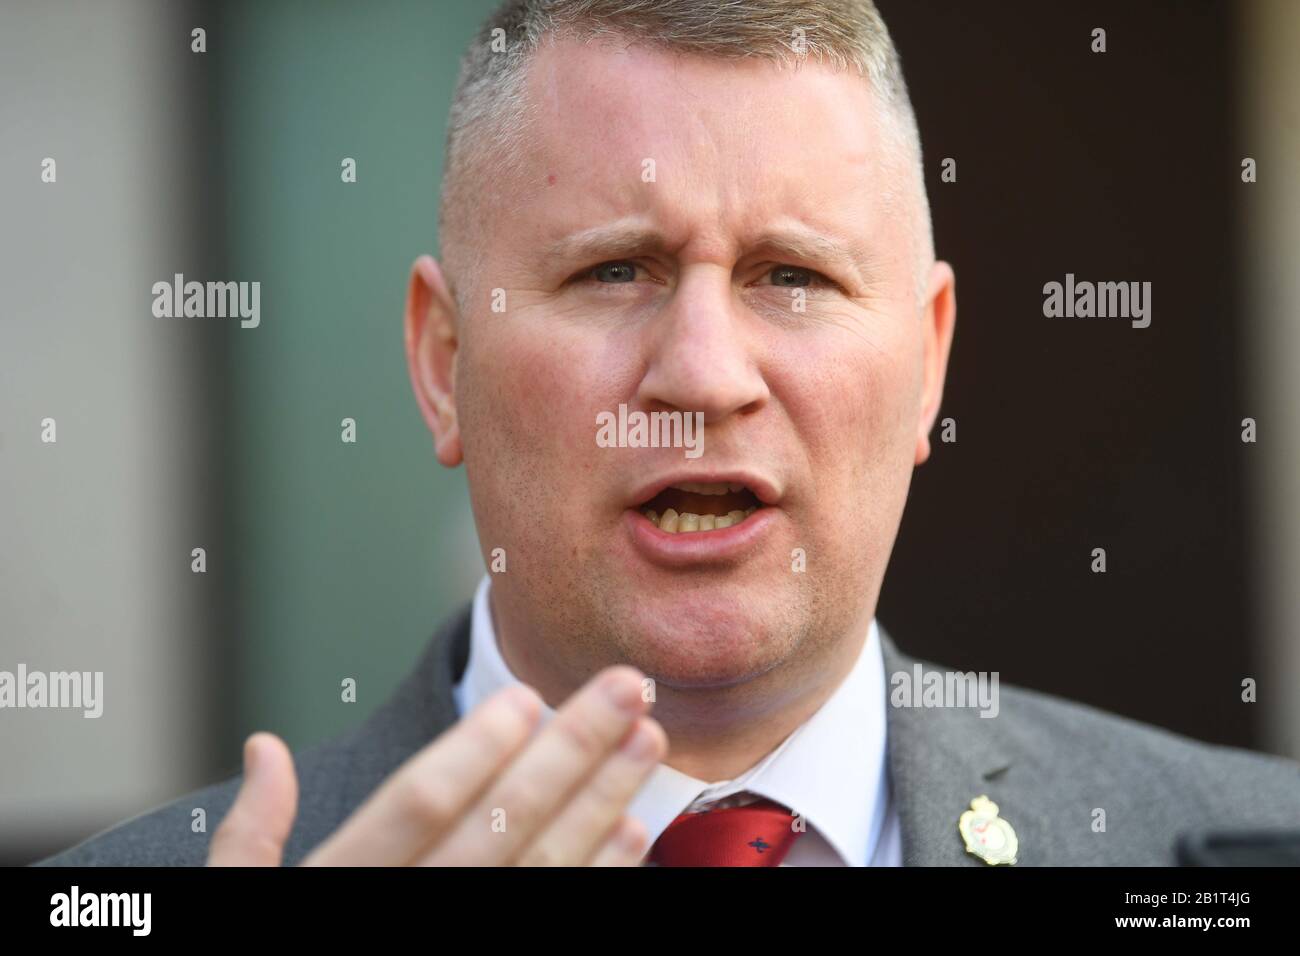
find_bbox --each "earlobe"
[914,260,957,469]
[404,255,463,467]
[914,434,932,466]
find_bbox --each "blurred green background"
[217,0,489,748]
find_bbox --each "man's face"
[418,38,954,692]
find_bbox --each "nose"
[636,268,770,424]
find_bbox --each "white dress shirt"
[453,575,902,866]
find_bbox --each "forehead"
[503,36,904,259]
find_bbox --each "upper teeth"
[670,481,745,495]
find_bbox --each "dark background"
[879,0,1254,747]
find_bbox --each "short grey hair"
[439,0,933,308]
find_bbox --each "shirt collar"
[455,575,890,867]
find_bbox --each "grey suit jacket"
[37,605,1300,866]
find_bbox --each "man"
[40,0,1299,867]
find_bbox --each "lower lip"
[623,506,779,566]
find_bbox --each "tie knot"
[647,795,804,867]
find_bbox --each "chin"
[611,594,802,689]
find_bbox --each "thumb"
[208,732,299,866]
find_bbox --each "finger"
[422,665,650,865]
[588,815,651,867]
[208,732,299,866]
[515,716,666,866]
[303,683,542,866]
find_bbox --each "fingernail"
[505,684,542,719]
[244,735,260,776]
[621,723,658,761]
[602,670,643,713]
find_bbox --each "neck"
[488,589,871,783]
[650,624,867,781]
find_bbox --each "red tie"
[647,796,804,867]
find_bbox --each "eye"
[582,260,639,283]
[766,265,833,288]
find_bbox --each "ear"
[914,260,957,466]
[404,254,463,467]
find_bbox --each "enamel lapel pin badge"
[958,795,1019,865]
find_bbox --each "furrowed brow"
[539,225,672,267]
[751,229,874,284]
[534,222,878,286]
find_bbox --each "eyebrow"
[537,221,875,284]
[750,228,874,283]
[539,223,673,267]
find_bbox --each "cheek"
[457,317,637,518]
[462,321,592,457]
[456,327,579,576]
[786,327,921,585]
[776,318,923,476]
[850,345,923,460]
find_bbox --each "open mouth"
[636,481,763,534]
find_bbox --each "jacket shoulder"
[995,678,1300,826]
[35,606,469,867]
[34,729,359,867]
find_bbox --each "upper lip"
[625,469,782,509]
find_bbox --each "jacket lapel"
[338,604,471,802]
[876,624,1025,865]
